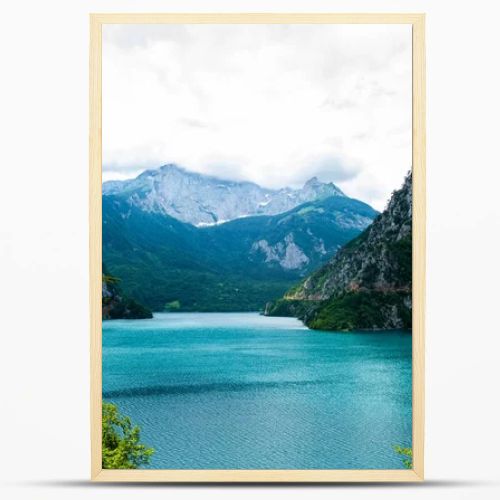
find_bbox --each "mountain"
[265,172,412,330]
[103,164,345,226]
[204,195,377,274]
[102,266,153,320]
[103,185,378,312]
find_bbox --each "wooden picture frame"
[90,12,425,482]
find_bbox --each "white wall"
[1,1,499,499]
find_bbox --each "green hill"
[102,195,377,312]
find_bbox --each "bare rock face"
[268,172,413,331]
[251,234,310,270]
[103,164,345,226]
[289,172,412,301]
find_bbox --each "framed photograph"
[90,13,425,482]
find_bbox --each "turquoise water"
[103,312,412,469]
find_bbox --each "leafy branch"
[393,445,413,469]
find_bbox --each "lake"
[102,312,412,469]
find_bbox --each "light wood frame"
[90,13,425,482]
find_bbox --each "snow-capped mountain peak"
[102,163,345,226]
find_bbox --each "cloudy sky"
[103,24,411,210]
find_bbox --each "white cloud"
[103,24,411,210]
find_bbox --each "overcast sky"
[103,24,411,210]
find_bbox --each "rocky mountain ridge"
[103,164,345,226]
[265,172,412,330]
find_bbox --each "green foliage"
[387,235,412,285]
[102,194,376,312]
[106,296,153,320]
[164,300,181,311]
[297,206,315,215]
[103,274,121,285]
[393,445,413,469]
[102,402,154,469]
[103,268,153,320]
[306,291,412,331]
[283,279,307,298]
[341,227,369,250]
[265,298,310,317]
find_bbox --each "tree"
[102,402,154,469]
[393,445,413,469]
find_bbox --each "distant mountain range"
[103,164,345,226]
[103,164,378,312]
[265,172,412,330]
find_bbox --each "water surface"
[103,312,412,469]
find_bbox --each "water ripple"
[103,378,329,399]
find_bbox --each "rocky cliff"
[102,269,153,320]
[265,172,412,330]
